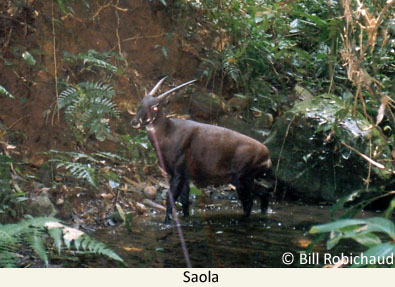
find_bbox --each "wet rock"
[227,94,250,112]
[135,202,147,215]
[143,185,157,200]
[175,91,225,121]
[142,198,166,212]
[125,183,144,201]
[218,115,265,141]
[131,189,144,202]
[258,112,274,129]
[29,155,45,167]
[27,191,58,217]
[267,93,392,201]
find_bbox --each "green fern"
[56,161,97,186]
[63,49,122,74]
[0,84,14,98]
[47,150,124,187]
[93,151,127,162]
[0,153,27,219]
[58,81,119,141]
[0,217,123,267]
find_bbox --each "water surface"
[92,199,369,268]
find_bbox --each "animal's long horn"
[156,79,197,101]
[147,76,167,97]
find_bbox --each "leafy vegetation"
[58,81,120,142]
[0,85,14,99]
[309,217,395,267]
[181,0,394,267]
[0,153,27,220]
[63,49,123,75]
[194,0,343,111]
[0,0,394,268]
[0,217,123,267]
[47,150,125,187]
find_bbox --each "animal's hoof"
[164,216,172,224]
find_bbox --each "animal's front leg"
[165,173,186,224]
[180,178,190,217]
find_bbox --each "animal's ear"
[147,76,167,97]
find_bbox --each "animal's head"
[131,77,196,129]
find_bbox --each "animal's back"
[170,118,271,187]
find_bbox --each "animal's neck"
[146,113,171,142]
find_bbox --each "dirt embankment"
[0,0,202,161]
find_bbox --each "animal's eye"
[152,106,159,112]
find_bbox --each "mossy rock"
[267,93,392,201]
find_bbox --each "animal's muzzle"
[131,118,142,129]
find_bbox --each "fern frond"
[27,229,49,266]
[82,56,120,73]
[79,81,116,99]
[93,152,127,162]
[74,234,123,262]
[58,81,118,141]
[58,86,79,109]
[64,49,122,74]
[56,161,97,187]
[0,217,124,267]
[47,227,63,255]
[48,150,123,187]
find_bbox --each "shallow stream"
[91,198,370,268]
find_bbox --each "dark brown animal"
[131,78,273,223]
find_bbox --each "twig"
[7,115,30,130]
[91,0,113,19]
[123,33,165,42]
[273,114,296,195]
[365,137,372,191]
[51,2,59,125]
[114,0,127,67]
[340,141,395,175]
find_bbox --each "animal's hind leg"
[254,182,269,213]
[233,176,253,218]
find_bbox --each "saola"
[131,78,273,223]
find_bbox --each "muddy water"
[92,198,370,268]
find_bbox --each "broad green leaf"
[352,243,395,267]
[330,189,363,216]
[190,185,203,196]
[384,198,395,218]
[55,0,67,14]
[352,233,382,248]
[22,51,36,65]
[161,46,168,58]
[309,217,395,239]
[363,218,395,239]
[309,219,367,234]
[0,85,14,98]
[116,203,126,222]
[326,232,341,250]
